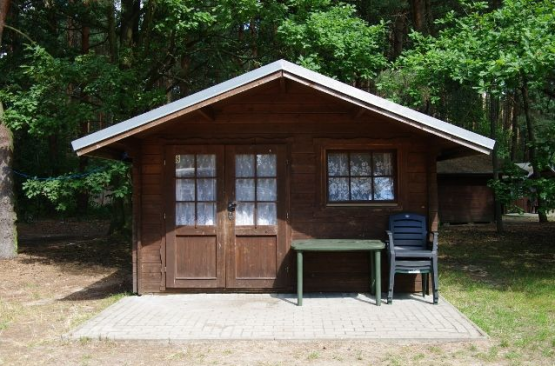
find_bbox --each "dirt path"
[0,220,507,365]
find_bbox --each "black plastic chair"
[386,213,439,304]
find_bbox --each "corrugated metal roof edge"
[72,59,495,154]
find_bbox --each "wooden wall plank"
[134,85,436,294]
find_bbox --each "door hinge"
[286,266,289,273]
[286,159,289,166]
[286,212,289,220]
[163,159,166,166]
[162,267,167,273]
[163,213,166,220]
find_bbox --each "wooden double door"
[165,145,288,290]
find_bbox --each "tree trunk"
[510,91,519,161]
[120,0,140,68]
[76,17,90,215]
[489,93,503,232]
[521,82,548,223]
[107,1,117,63]
[0,0,17,260]
[410,0,428,34]
[390,12,407,60]
[0,121,17,260]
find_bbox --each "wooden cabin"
[437,155,495,224]
[72,60,495,295]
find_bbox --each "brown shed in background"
[437,155,495,224]
[72,60,495,295]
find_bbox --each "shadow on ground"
[61,269,132,301]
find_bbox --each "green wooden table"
[291,239,385,306]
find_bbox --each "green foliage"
[278,4,388,81]
[1,0,555,223]
[490,123,555,214]
[22,162,131,213]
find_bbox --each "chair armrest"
[386,230,395,256]
[429,231,439,254]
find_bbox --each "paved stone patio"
[68,293,486,341]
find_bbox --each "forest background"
[1,0,555,258]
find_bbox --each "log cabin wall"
[136,80,435,294]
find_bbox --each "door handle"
[227,201,237,212]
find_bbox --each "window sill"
[325,202,399,208]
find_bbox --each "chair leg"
[432,256,439,304]
[422,273,428,298]
[388,264,395,304]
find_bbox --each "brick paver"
[68,293,487,341]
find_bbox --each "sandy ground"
[1,218,547,365]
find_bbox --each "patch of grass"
[0,299,22,332]
[78,337,92,345]
[306,351,320,360]
[413,353,425,361]
[165,351,185,360]
[441,223,555,365]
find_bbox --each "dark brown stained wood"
[224,145,289,289]
[142,174,162,186]
[407,153,427,172]
[235,236,278,279]
[290,174,315,193]
[142,164,162,175]
[76,72,284,156]
[409,181,427,194]
[438,182,494,223]
[197,106,216,122]
[175,236,218,279]
[279,77,288,94]
[142,184,162,195]
[141,262,162,273]
[130,83,446,294]
[428,149,440,232]
[165,145,226,289]
[141,194,162,204]
[132,148,142,294]
[140,247,162,263]
[292,135,315,154]
[351,107,366,120]
[141,141,163,154]
[141,154,163,164]
[219,103,350,114]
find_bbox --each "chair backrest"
[388,213,427,249]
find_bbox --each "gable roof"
[72,59,495,156]
[437,155,493,175]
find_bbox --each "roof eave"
[72,59,495,156]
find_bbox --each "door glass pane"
[176,202,195,225]
[257,203,276,225]
[328,178,349,201]
[236,155,254,177]
[373,153,393,176]
[328,153,349,176]
[197,203,215,226]
[257,154,276,177]
[374,177,394,200]
[257,178,277,201]
[236,203,255,226]
[176,155,195,177]
[197,154,216,177]
[351,178,372,201]
[176,179,195,201]
[236,178,255,201]
[350,153,371,176]
[197,178,216,201]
